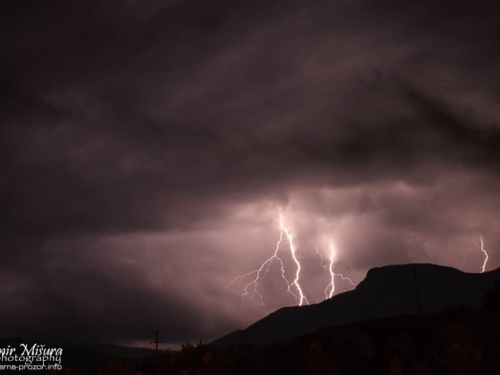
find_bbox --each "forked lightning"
[223,213,308,306]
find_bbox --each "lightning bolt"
[461,235,491,273]
[320,242,356,300]
[480,235,488,273]
[222,213,304,305]
[327,247,335,299]
[279,214,309,306]
[224,213,363,307]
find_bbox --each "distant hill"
[211,263,500,349]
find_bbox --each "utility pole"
[150,330,164,352]
[413,266,421,315]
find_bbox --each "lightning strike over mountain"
[461,235,491,273]
[279,214,309,306]
[224,214,368,307]
[480,236,489,273]
[326,245,336,299]
[319,242,356,300]
[222,214,300,305]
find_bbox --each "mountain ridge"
[211,263,500,349]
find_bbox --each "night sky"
[2,0,500,347]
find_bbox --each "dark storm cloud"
[1,0,500,344]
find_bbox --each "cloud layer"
[1,0,500,345]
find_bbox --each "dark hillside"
[211,264,500,348]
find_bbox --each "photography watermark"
[0,343,63,371]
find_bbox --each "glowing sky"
[1,0,500,346]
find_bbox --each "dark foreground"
[43,281,500,375]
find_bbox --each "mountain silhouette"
[211,263,500,349]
